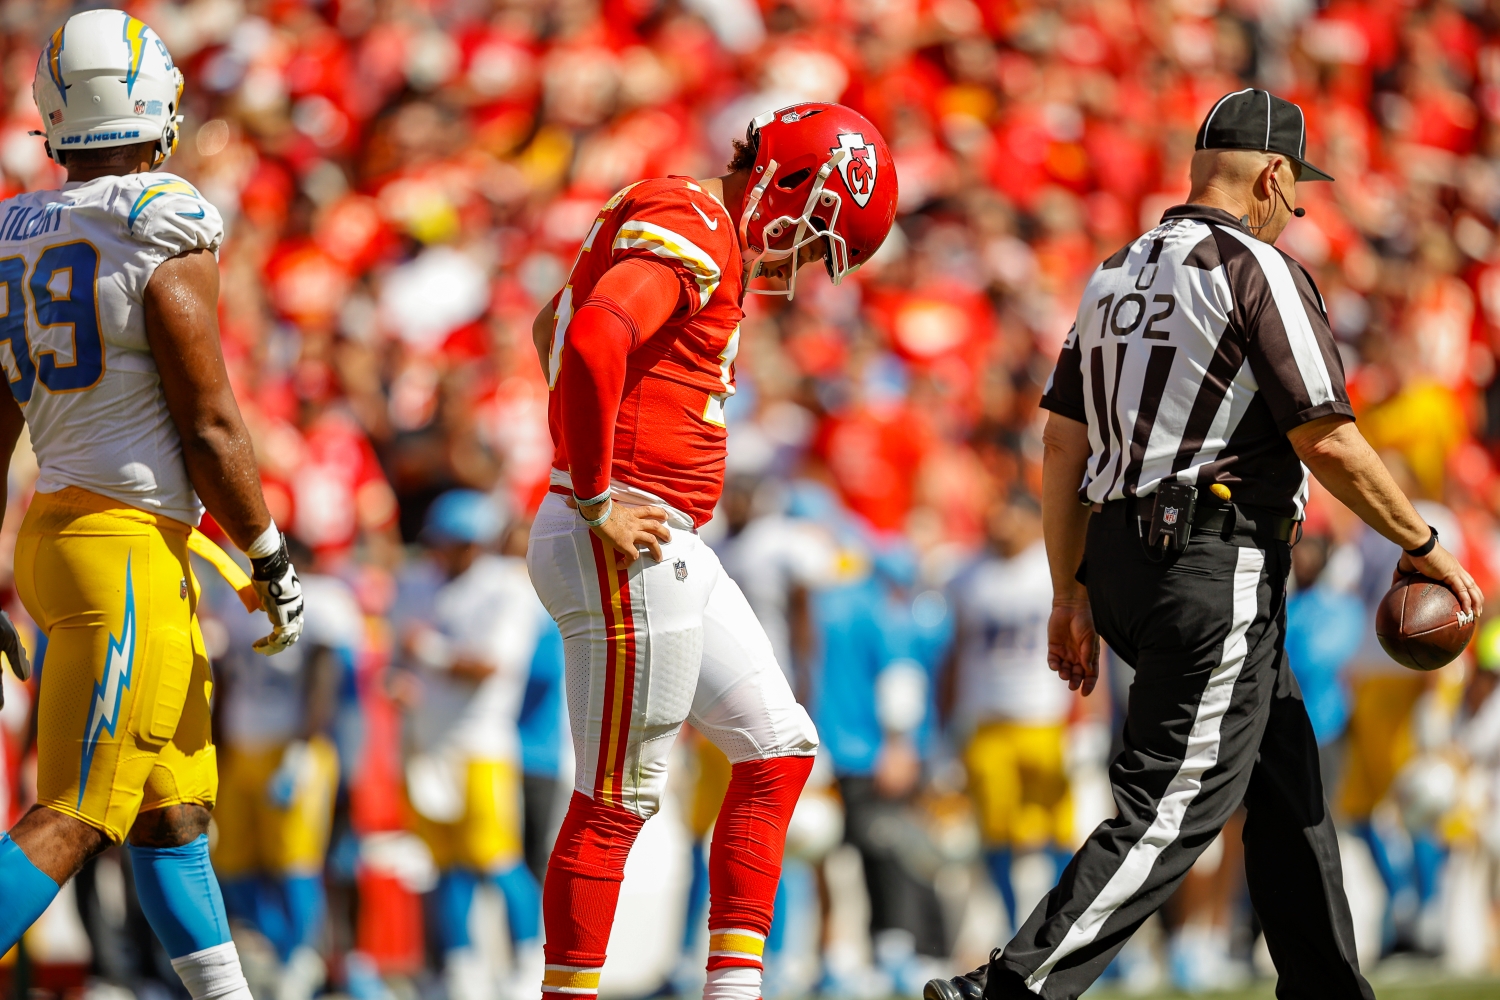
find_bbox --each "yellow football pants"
[966,721,1072,850]
[16,487,215,844]
[1339,673,1425,822]
[687,732,732,841]
[213,737,339,877]
[416,758,525,872]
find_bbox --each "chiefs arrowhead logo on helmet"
[833,133,878,208]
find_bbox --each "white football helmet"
[32,9,184,166]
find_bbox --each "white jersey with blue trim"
[0,170,222,524]
[948,540,1071,728]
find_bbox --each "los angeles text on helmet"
[59,130,143,146]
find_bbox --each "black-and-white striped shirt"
[1041,204,1352,518]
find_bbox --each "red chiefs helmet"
[738,103,897,299]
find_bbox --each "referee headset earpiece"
[1239,177,1305,231]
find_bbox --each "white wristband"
[246,521,281,559]
[582,499,613,527]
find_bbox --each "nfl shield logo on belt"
[674,559,688,581]
[1163,507,1179,525]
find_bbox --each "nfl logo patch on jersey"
[180,577,187,599]
[1162,507,1179,525]
[674,559,688,581]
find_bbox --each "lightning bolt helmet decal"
[122,14,150,96]
[46,25,67,104]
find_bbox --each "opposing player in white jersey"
[0,13,303,1000]
[396,491,543,1000]
[945,491,1074,934]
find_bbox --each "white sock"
[171,941,255,1000]
[276,944,327,1000]
[703,965,762,1000]
[444,947,488,1000]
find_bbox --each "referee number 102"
[1095,292,1176,341]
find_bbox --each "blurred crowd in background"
[5,0,1500,996]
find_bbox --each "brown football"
[1375,574,1476,671]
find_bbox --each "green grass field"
[1083,978,1500,999]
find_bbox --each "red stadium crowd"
[0,0,1484,580]
[5,0,1500,995]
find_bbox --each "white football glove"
[0,609,29,710]
[250,532,304,655]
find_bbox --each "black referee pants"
[996,506,1374,1000]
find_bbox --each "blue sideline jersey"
[1285,585,1363,744]
[812,575,951,776]
[519,610,565,778]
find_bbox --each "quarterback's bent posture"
[528,104,896,1000]
[0,12,304,1000]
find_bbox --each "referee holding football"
[926,90,1481,1000]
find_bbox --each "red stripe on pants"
[609,559,636,804]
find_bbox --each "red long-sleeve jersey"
[544,177,743,525]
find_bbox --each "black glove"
[0,609,30,710]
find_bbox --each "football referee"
[927,90,1482,1000]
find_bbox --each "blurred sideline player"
[1452,619,1500,946]
[514,514,569,885]
[1282,526,1363,793]
[1341,472,1463,950]
[0,11,304,1000]
[716,475,836,696]
[658,728,732,996]
[395,491,542,1000]
[943,491,1073,935]
[528,104,896,1000]
[809,533,946,992]
[210,536,362,1000]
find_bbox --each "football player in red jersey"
[526,104,896,1000]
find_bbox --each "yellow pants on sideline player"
[16,486,216,843]
[965,720,1072,849]
[688,732,732,842]
[1339,673,1425,822]
[415,758,526,871]
[213,737,339,878]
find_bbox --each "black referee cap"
[1195,88,1333,182]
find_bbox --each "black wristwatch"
[1404,525,1438,558]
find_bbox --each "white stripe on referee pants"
[1025,546,1265,993]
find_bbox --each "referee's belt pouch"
[1148,482,1198,554]
[129,627,194,745]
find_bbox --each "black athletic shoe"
[923,949,997,1000]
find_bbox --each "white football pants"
[527,491,819,819]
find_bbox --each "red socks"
[539,756,814,1000]
[704,755,815,1000]
[541,791,645,1000]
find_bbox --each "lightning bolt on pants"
[14,486,217,845]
